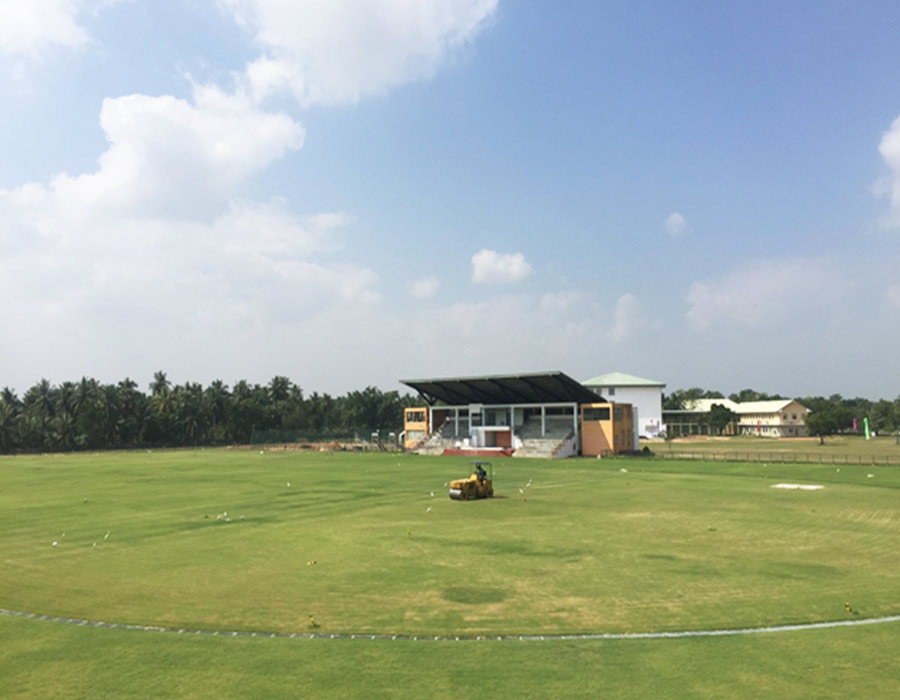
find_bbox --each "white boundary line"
[2,608,899,641]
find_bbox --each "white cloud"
[611,293,660,343]
[664,211,687,237]
[0,190,382,387]
[7,85,303,222]
[217,200,350,259]
[221,0,499,106]
[471,249,532,284]
[410,275,440,300]
[685,257,843,331]
[0,76,380,389]
[878,114,900,227]
[0,0,88,58]
[0,2,509,391]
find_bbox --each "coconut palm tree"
[0,394,22,452]
[204,380,230,443]
[150,371,171,397]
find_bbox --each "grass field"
[2,449,899,698]
[649,434,900,461]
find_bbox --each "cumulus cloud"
[41,85,303,220]
[685,257,843,331]
[878,114,900,227]
[1,1,509,390]
[471,249,532,284]
[664,211,687,237]
[0,74,379,387]
[221,0,499,106]
[410,275,440,300]
[0,0,88,58]
[1,86,302,227]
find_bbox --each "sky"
[2,1,900,400]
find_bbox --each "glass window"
[613,406,623,421]
[608,387,616,396]
[583,407,610,421]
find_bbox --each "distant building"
[663,398,810,438]
[662,398,740,437]
[732,400,810,437]
[582,371,665,438]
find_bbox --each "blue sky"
[2,1,900,399]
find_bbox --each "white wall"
[590,385,662,438]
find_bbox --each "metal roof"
[732,399,802,415]
[676,399,806,415]
[582,371,666,387]
[401,371,604,406]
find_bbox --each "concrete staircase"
[415,429,454,455]
[413,420,469,455]
[413,415,578,459]
[512,417,576,459]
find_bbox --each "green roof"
[582,371,666,388]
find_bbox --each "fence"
[656,451,900,466]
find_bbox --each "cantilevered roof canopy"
[401,372,604,406]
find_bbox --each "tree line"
[0,372,421,453]
[663,387,900,439]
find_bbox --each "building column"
[454,408,459,437]
[541,406,546,437]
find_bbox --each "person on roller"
[475,463,487,483]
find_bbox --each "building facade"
[662,398,810,438]
[582,371,665,438]
[734,400,810,437]
[580,402,635,456]
[401,372,636,458]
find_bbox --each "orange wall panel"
[581,402,634,456]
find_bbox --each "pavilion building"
[401,371,636,459]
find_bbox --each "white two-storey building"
[582,371,665,438]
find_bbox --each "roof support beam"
[485,378,532,403]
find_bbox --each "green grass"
[2,449,899,698]
[3,614,899,699]
[651,434,900,460]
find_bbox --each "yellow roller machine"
[448,461,494,501]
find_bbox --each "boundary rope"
[3,607,899,642]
